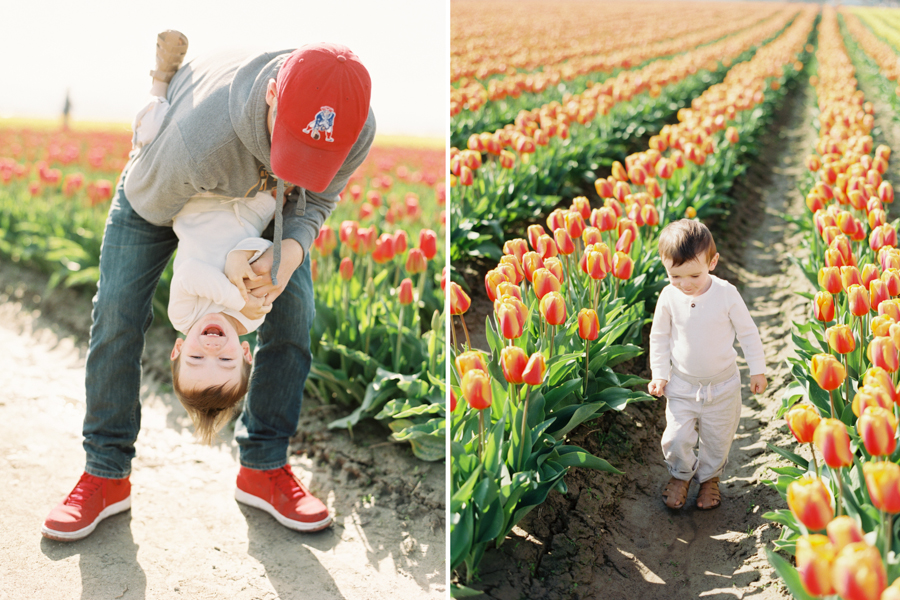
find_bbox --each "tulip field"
[449,2,900,598]
[0,121,446,461]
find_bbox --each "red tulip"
[315,225,337,255]
[405,248,427,275]
[418,229,437,260]
[398,278,414,305]
[339,257,354,281]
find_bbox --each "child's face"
[171,313,252,391]
[662,253,719,297]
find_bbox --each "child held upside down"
[648,219,767,510]
[133,31,278,443]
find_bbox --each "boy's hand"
[225,250,261,302]
[750,374,768,394]
[648,379,667,397]
[240,293,271,321]
[246,240,305,305]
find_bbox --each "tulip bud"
[499,255,525,284]
[787,478,833,531]
[455,351,488,377]
[527,224,547,250]
[543,256,565,284]
[612,252,634,280]
[461,369,492,410]
[565,211,586,239]
[339,257,354,281]
[858,406,898,458]
[868,336,899,372]
[786,404,821,444]
[832,542,887,600]
[398,278,414,305]
[449,282,471,315]
[826,516,865,552]
[540,291,567,325]
[553,228,575,256]
[795,534,836,597]
[841,266,863,290]
[418,229,437,260]
[522,352,547,386]
[582,226,603,246]
[813,291,835,322]
[405,248,427,275]
[814,418,854,468]
[503,238,528,263]
[532,268,562,300]
[535,234,558,260]
[826,324,856,355]
[578,309,599,341]
[819,267,842,294]
[500,346,528,385]
[848,284,871,316]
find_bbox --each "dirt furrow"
[468,75,821,600]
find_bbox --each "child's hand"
[648,379,667,397]
[225,251,261,302]
[240,293,271,321]
[750,374,768,395]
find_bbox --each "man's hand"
[240,293,272,320]
[750,374,768,395]
[648,379,667,397]
[225,250,261,302]
[246,239,305,305]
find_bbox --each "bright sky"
[1,0,447,138]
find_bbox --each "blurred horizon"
[0,0,447,138]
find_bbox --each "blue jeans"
[83,175,314,478]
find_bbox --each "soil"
[0,263,445,599]
[456,70,835,598]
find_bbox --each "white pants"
[661,366,742,483]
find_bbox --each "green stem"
[451,315,458,353]
[461,314,472,350]
[518,387,531,469]
[479,408,485,461]
[829,389,835,420]
[809,443,819,478]
[584,339,590,397]
[886,511,894,561]
[394,305,405,373]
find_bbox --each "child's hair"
[657,219,717,267]
[171,356,252,445]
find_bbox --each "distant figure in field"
[61,90,71,131]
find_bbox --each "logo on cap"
[303,106,336,142]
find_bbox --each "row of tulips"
[0,124,447,460]
[762,9,900,599]
[449,8,805,266]
[842,8,900,135]
[451,3,786,137]
[449,11,814,595]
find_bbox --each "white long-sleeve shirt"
[649,275,766,381]
[168,191,275,335]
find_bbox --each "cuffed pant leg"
[83,176,178,478]
[661,396,700,481]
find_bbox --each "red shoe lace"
[64,474,102,506]
[271,467,307,501]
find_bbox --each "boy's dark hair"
[171,356,252,445]
[657,219,717,267]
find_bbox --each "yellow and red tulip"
[819,266,842,294]
[785,404,821,444]
[449,282,471,316]
[810,353,846,391]
[857,406,898,458]
[461,369,492,410]
[794,534,836,597]
[826,324,856,355]
[832,542,887,600]
[787,477,833,531]
[578,309,600,341]
[813,291,835,322]
[522,352,547,386]
[848,284,871,316]
[868,336,899,372]
[500,346,527,385]
[455,351,488,377]
[612,252,634,280]
[813,418,854,468]
[540,291,567,325]
[532,268,562,299]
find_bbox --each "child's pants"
[661,364,743,484]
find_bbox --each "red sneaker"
[235,465,331,532]
[42,472,131,541]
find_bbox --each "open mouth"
[202,325,225,337]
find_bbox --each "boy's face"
[171,313,252,391]
[662,253,719,297]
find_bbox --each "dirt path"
[0,264,445,600]
[464,74,821,599]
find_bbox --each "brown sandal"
[663,477,690,509]
[697,477,721,510]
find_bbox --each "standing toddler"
[648,219,767,510]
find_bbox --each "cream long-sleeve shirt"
[649,275,766,381]
[168,191,275,335]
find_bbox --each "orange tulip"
[612,252,634,280]
[455,351,488,376]
[858,406,898,458]
[449,282,471,315]
[848,285,871,316]
[832,542,887,600]
[813,418,854,468]
[496,301,522,340]
[461,369,492,410]
[827,516,865,552]
[819,266,842,294]
[578,309,599,341]
[398,278,414,305]
[813,291,835,322]
[500,346,527,385]
[484,269,509,302]
[868,336,899,372]
[785,404,821,444]
[795,534,836,597]
[540,291,567,325]
[826,324,856,355]
[787,478,833,531]
[522,251,545,283]
[532,268,562,300]
[339,257,354,281]
[810,353,846,391]
[522,352,547,386]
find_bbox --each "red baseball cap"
[271,43,371,193]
